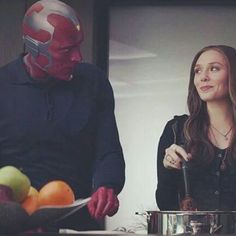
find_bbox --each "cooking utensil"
[180,160,197,211]
[182,159,190,197]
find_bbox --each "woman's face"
[193,49,229,103]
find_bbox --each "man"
[0,0,125,231]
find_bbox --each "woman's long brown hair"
[184,45,236,166]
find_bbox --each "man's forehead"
[51,31,83,48]
[53,24,83,40]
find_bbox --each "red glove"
[87,186,119,220]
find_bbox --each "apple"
[0,166,31,202]
[0,184,14,203]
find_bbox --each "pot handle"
[210,224,223,234]
[135,212,147,216]
[135,212,152,222]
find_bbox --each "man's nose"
[71,48,82,62]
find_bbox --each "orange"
[38,180,75,207]
[21,186,39,215]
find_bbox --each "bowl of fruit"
[0,166,89,234]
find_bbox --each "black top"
[156,115,236,211]
[0,55,125,198]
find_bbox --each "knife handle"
[182,159,190,197]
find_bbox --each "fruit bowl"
[0,198,90,234]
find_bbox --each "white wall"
[106,6,236,233]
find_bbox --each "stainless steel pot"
[137,211,236,235]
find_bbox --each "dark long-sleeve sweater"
[0,55,125,199]
[156,115,236,211]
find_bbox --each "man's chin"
[54,74,73,81]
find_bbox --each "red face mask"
[22,0,83,81]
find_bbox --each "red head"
[22,0,83,81]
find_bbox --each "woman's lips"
[200,85,213,92]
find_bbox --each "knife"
[55,197,91,221]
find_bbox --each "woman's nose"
[200,71,210,82]
[201,76,209,82]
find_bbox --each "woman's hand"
[163,144,191,169]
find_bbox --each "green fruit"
[0,166,31,202]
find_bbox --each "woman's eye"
[194,68,201,74]
[211,66,220,72]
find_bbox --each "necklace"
[210,127,229,171]
[220,149,228,171]
[210,125,233,141]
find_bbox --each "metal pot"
[137,211,236,235]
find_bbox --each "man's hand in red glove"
[87,186,119,220]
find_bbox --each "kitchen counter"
[17,233,230,236]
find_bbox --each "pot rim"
[146,210,236,215]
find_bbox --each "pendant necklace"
[210,125,233,141]
[210,126,229,171]
[220,149,228,171]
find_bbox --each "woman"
[156,45,236,211]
